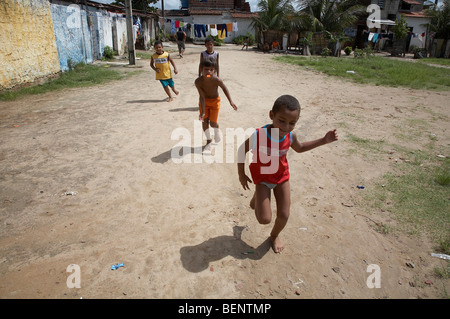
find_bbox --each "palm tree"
[294,0,365,55]
[251,0,298,50]
[296,0,365,33]
[251,0,297,32]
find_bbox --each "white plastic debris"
[431,253,450,260]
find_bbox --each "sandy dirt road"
[0,44,449,299]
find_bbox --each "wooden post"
[125,0,136,65]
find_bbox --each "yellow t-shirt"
[152,51,172,80]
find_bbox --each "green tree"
[111,0,158,12]
[251,0,297,32]
[425,0,450,39]
[425,0,450,57]
[392,14,409,40]
[296,0,365,33]
[392,14,409,56]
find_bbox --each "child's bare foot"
[270,236,284,253]
[167,97,173,102]
[173,89,179,95]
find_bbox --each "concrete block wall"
[0,0,61,90]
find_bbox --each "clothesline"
[365,31,425,43]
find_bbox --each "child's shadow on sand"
[180,226,271,273]
[151,145,205,164]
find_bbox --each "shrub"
[354,47,374,58]
[321,47,331,57]
[210,35,224,46]
[232,33,255,46]
[103,46,115,59]
[344,46,352,56]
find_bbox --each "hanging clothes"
[171,20,176,34]
[226,23,233,34]
[218,24,227,38]
[210,24,218,37]
[194,24,206,38]
[372,33,378,43]
[232,22,238,32]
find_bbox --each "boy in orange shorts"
[195,60,237,151]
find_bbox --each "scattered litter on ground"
[431,253,450,260]
[111,262,125,270]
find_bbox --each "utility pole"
[125,0,136,65]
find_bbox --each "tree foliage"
[295,0,365,33]
[251,0,365,34]
[251,0,297,32]
[425,0,450,40]
[392,14,409,40]
[111,0,158,12]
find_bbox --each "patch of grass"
[434,264,450,279]
[368,157,450,242]
[345,131,450,245]
[136,51,154,60]
[274,55,450,90]
[419,57,450,67]
[346,134,387,159]
[0,63,128,101]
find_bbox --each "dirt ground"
[0,44,449,299]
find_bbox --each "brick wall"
[189,0,234,9]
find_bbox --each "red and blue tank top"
[249,124,293,185]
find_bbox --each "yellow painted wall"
[0,0,61,90]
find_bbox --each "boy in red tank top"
[238,95,338,253]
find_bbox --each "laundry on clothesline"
[166,19,239,38]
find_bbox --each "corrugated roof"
[188,8,223,15]
[402,0,422,5]
[56,0,159,17]
[230,11,258,18]
[398,10,431,18]
[188,8,257,17]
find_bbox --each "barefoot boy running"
[237,95,338,253]
[150,41,179,102]
[195,60,237,151]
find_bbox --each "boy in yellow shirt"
[150,41,179,102]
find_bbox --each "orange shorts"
[199,96,221,123]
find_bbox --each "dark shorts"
[160,79,175,88]
[177,41,185,51]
